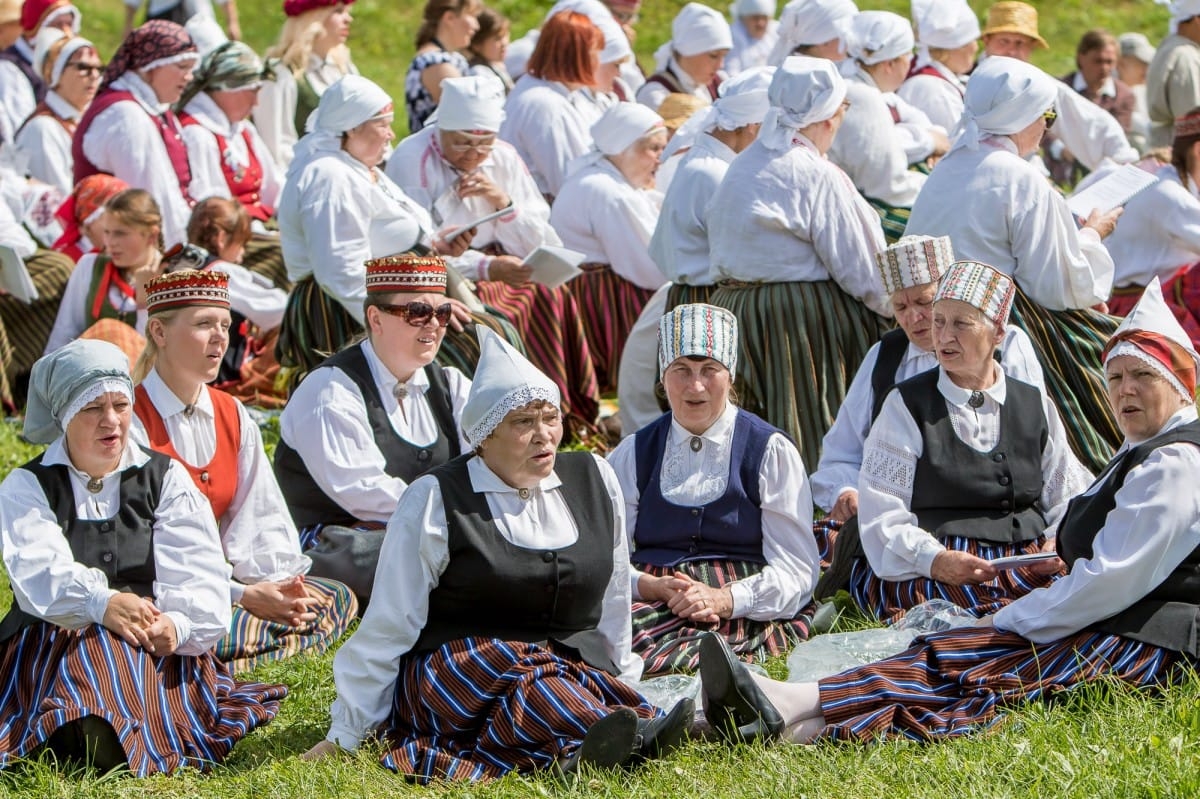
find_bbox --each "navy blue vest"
[631,409,775,568]
[0,45,46,105]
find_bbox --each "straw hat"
[981,2,1048,49]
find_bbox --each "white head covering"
[732,0,775,16]
[31,27,93,89]
[1118,32,1156,65]
[951,55,1055,154]
[911,0,980,50]
[654,2,734,71]
[844,10,913,66]
[462,326,561,445]
[876,234,954,295]
[768,0,858,66]
[1169,0,1200,33]
[934,260,1015,326]
[658,303,739,374]
[184,14,228,57]
[290,75,392,176]
[24,339,132,445]
[759,54,846,151]
[546,0,632,64]
[505,29,539,79]
[435,74,506,133]
[592,102,666,155]
[1105,278,1200,402]
[663,64,774,159]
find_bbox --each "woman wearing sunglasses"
[274,254,471,602]
[129,270,357,672]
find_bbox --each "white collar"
[937,364,1007,407]
[45,90,83,122]
[141,368,214,421]
[183,92,242,139]
[466,450,565,495]
[14,37,35,62]
[904,339,936,365]
[42,435,151,474]
[668,400,737,447]
[111,72,170,115]
[695,131,737,163]
[361,338,431,399]
[1072,71,1117,98]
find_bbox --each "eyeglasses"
[67,62,105,76]
[375,300,453,327]
[1043,107,1057,129]
[445,138,495,155]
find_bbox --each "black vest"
[0,448,170,643]
[273,344,461,529]
[411,452,618,675]
[870,329,912,423]
[1057,421,1200,655]
[0,45,46,105]
[899,369,1048,544]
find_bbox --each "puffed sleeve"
[591,454,645,684]
[811,340,883,512]
[298,169,372,323]
[253,71,299,170]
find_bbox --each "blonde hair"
[267,6,351,76]
[131,307,183,384]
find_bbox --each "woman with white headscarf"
[725,0,778,76]
[767,0,856,65]
[637,2,732,111]
[649,65,773,310]
[706,55,891,472]
[0,339,285,774]
[551,102,669,394]
[906,56,1125,473]
[897,0,980,133]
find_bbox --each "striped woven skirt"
[817,626,1182,743]
[241,236,291,291]
[864,196,910,245]
[1009,290,1121,473]
[0,622,286,775]
[214,576,358,674]
[0,249,75,409]
[474,280,601,425]
[664,283,716,311]
[812,519,842,570]
[849,535,1060,624]
[631,559,816,675]
[568,266,656,394]
[1109,264,1200,349]
[708,279,891,472]
[381,637,660,783]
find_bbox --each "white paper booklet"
[1066,163,1158,219]
[989,552,1058,570]
[442,206,513,243]
[0,245,38,303]
[522,245,586,289]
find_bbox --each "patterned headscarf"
[52,174,129,257]
[101,20,197,93]
[176,39,273,111]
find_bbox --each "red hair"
[527,11,602,86]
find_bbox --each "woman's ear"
[147,316,168,347]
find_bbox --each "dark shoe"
[632,697,694,763]
[554,707,639,777]
[698,632,783,744]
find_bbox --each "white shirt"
[857,367,1093,581]
[276,150,431,324]
[636,57,714,111]
[500,75,604,198]
[14,91,80,194]
[1050,79,1138,170]
[994,406,1200,642]
[810,326,1046,512]
[44,252,147,355]
[897,58,966,134]
[1096,163,1200,288]
[649,132,736,285]
[130,369,310,603]
[550,158,666,290]
[726,19,779,76]
[0,438,232,655]
[386,125,561,281]
[180,92,284,215]
[278,339,471,525]
[81,72,196,249]
[607,402,820,620]
[906,136,1115,310]
[253,55,357,170]
[325,453,641,750]
[1147,34,1200,148]
[0,44,37,146]
[617,283,672,435]
[706,136,891,315]
[0,181,37,258]
[214,257,288,331]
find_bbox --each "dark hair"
[1076,29,1116,57]
[469,6,509,54]
[186,197,251,254]
[1172,109,1200,192]
[416,0,478,47]
[527,11,603,85]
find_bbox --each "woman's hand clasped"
[102,592,178,655]
[640,572,731,623]
[240,576,324,628]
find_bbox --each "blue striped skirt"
[381,637,660,783]
[0,622,286,775]
[817,626,1181,742]
[849,534,1060,623]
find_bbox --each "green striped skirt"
[241,236,291,291]
[708,279,891,472]
[0,249,75,409]
[864,196,910,245]
[664,283,716,311]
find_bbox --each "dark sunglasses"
[375,300,453,327]
[67,62,105,76]
[1043,107,1057,130]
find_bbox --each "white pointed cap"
[462,326,562,445]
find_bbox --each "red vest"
[178,112,274,221]
[133,383,241,522]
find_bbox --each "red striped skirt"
[849,535,1059,624]
[0,622,285,775]
[381,637,658,783]
[631,559,815,675]
[568,266,655,394]
[817,627,1182,742]
[474,280,601,425]
[1109,263,1200,350]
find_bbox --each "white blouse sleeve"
[181,123,233,204]
[299,171,372,323]
[1052,83,1138,171]
[811,342,882,512]
[592,455,644,683]
[994,443,1200,642]
[604,434,645,598]
[253,71,299,170]
[1036,392,1095,530]
[44,253,97,355]
[591,186,664,290]
[15,117,73,194]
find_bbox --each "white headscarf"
[654,2,734,71]
[571,102,665,173]
[462,326,561,445]
[911,0,980,50]
[31,27,94,89]
[546,0,632,64]
[732,0,775,16]
[843,10,913,66]
[290,75,392,177]
[759,54,846,151]
[663,65,774,159]
[435,74,506,132]
[951,55,1055,154]
[1168,0,1200,33]
[768,0,858,66]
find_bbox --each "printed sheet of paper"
[1066,163,1158,219]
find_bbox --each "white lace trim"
[660,432,730,504]
[1106,341,1193,402]
[60,378,134,433]
[861,440,916,500]
[465,386,560,445]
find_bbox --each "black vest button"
[993,453,1005,462]
[99,522,112,532]
[689,545,698,554]
[1001,500,1011,510]
[418,449,431,462]
[101,552,114,563]
[999,475,1011,486]
[691,508,700,516]
[542,551,554,562]
[200,471,209,482]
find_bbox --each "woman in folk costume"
[302,328,694,781]
[255,0,356,170]
[51,173,127,263]
[0,339,285,774]
[44,188,166,364]
[706,55,891,472]
[608,304,820,675]
[637,3,731,111]
[698,278,1200,747]
[766,0,856,65]
[906,56,1125,473]
[551,102,668,394]
[387,74,601,429]
[128,270,356,673]
[72,20,199,249]
[14,27,100,193]
[405,0,481,133]
[725,0,779,76]
[896,0,979,133]
[848,261,1091,623]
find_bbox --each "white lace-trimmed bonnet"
[1104,278,1200,402]
[934,260,1015,326]
[843,10,913,66]
[658,303,739,375]
[25,339,133,445]
[462,327,562,445]
[876,235,955,296]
